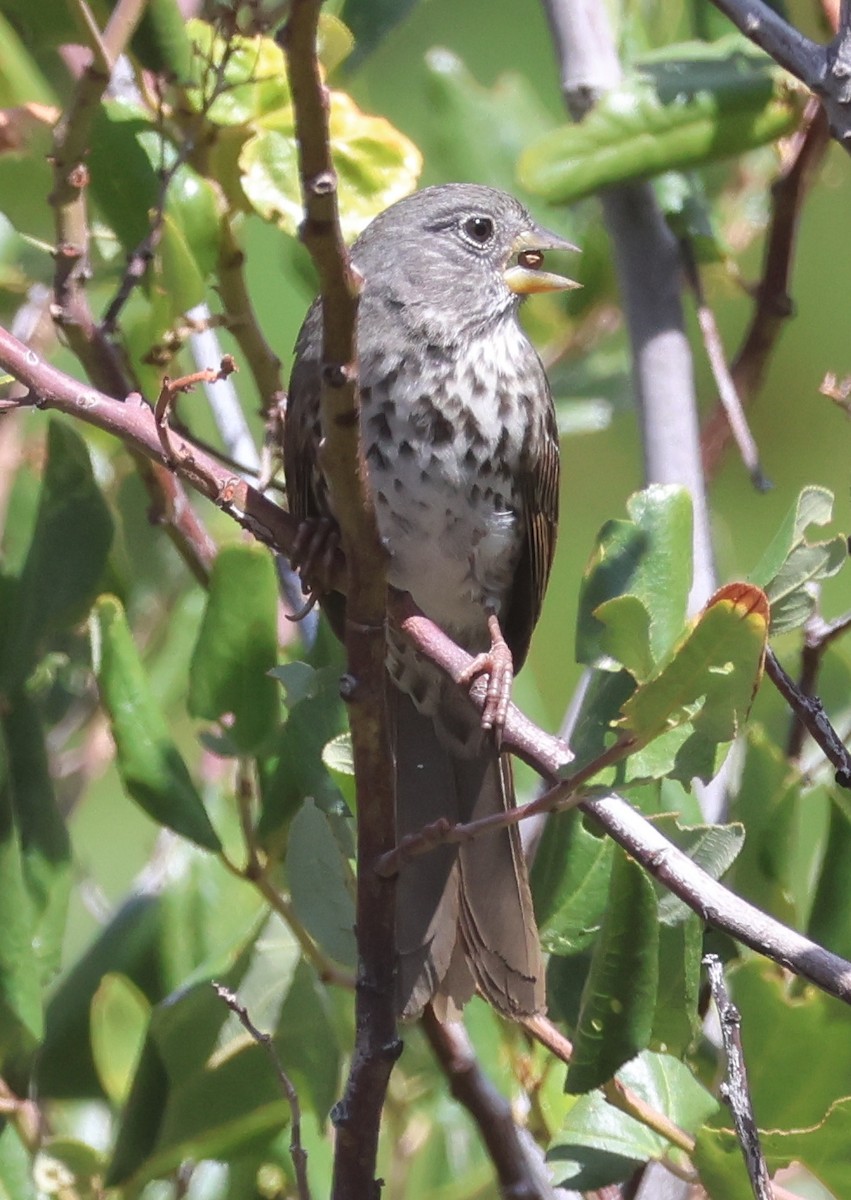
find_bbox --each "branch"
[703,955,772,1200]
[4,330,851,1008]
[279,6,397,1200]
[701,100,831,477]
[421,1008,560,1200]
[708,0,851,150]
[212,984,312,1200]
[541,0,716,613]
[764,647,851,785]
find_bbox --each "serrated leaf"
[90,974,150,1106]
[751,486,847,634]
[551,1051,718,1189]
[577,485,692,675]
[618,583,768,783]
[322,732,354,776]
[653,816,745,925]
[93,595,221,852]
[188,545,279,755]
[286,800,355,967]
[0,421,112,695]
[520,37,803,204]
[566,851,659,1094]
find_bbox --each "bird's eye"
[462,215,494,245]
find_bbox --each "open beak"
[503,226,581,295]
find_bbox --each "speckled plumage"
[285,184,572,1019]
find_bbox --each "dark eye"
[462,215,494,245]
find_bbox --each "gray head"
[351,184,578,341]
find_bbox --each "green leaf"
[188,545,280,755]
[653,816,745,925]
[566,851,659,1094]
[340,0,419,67]
[651,915,702,1057]
[726,727,801,924]
[0,733,42,1077]
[258,665,347,848]
[0,12,56,105]
[2,690,71,984]
[90,973,150,1106]
[0,1123,34,1200]
[184,20,293,126]
[808,790,851,959]
[617,583,768,784]
[551,1051,718,1189]
[286,799,356,968]
[520,37,804,204]
[0,421,113,695]
[751,486,847,634]
[534,810,613,955]
[727,960,851,1129]
[92,595,221,851]
[239,92,422,243]
[38,893,164,1099]
[576,485,692,675]
[422,50,564,211]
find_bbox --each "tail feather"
[393,690,544,1020]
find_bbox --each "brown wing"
[502,380,559,672]
[284,301,348,638]
[284,299,324,525]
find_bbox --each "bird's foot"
[458,613,514,742]
[288,516,340,619]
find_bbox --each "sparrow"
[285,183,577,1019]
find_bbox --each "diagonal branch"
[3,328,851,1010]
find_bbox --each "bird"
[284,183,578,1020]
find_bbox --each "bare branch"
[278,5,398,1199]
[765,647,851,785]
[212,984,312,1200]
[422,1008,560,1200]
[703,956,772,1200]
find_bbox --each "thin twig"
[787,609,851,757]
[681,240,769,491]
[764,646,851,785]
[703,955,772,1200]
[701,100,831,477]
[212,983,312,1200]
[422,1008,559,1200]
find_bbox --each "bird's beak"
[503,227,581,295]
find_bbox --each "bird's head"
[352,183,579,338]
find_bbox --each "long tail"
[393,690,544,1020]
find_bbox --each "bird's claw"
[458,614,514,743]
[287,517,340,620]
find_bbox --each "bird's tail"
[393,689,544,1020]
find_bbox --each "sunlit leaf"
[92,595,221,852]
[520,37,804,204]
[240,90,422,242]
[551,1051,718,1189]
[750,485,847,634]
[91,973,150,1106]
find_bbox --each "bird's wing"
[284,299,324,525]
[502,375,559,672]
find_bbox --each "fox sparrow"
[285,183,578,1019]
